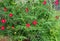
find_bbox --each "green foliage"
[0,0,60,41]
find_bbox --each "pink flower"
[43,1,47,5]
[26,23,30,28]
[9,13,13,17]
[1,26,5,30]
[32,20,37,26]
[54,0,59,6]
[1,19,6,24]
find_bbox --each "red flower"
[56,0,58,1]
[43,1,47,5]
[1,19,6,24]
[25,8,29,13]
[26,23,30,28]
[54,1,59,6]
[1,26,5,30]
[12,26,14,29]
[55,16,59,19]
[32,20,37,25]
[4,7,7,12]
[9,13,13,17]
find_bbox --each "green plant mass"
[0,0,60,41]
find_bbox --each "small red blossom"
[26,23,30,28]
[1,19,6,24]
[32,20,37,25]
[25,8,29,13]
[4,7,7,12]
[56,0,58,1]
[43,1,47,5]
[54,1,59,6]
[9,13,13,17]
[12,26,14,29]
[1,26,5,30]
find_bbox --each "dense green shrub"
[0,0,60,41]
